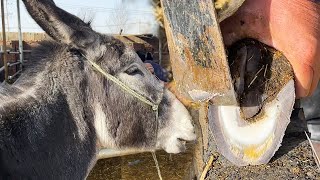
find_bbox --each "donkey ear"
[22,0,99,50]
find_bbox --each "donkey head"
[22,0,196,153]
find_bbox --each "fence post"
[160,0,236,105]
[160,0,238,177]
[1,0,8,82]
[17,0,23,70]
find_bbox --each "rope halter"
[86,58,163,139]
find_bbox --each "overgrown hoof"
[209,39,295,166]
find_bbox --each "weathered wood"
[160,0,236,177]
[193,104,209,178]
[161,0,236,105]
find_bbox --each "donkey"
[0,0,196,179]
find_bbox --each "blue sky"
[3,0,157,35]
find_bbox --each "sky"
[2,0,158,35]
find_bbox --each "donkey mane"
[0,41,82,106]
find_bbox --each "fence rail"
[0,50,32,54]
[0,50,31,82]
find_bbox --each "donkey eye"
[125,66,144,76]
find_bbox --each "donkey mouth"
[156,90,196,154]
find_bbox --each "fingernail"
[295,69,313,98]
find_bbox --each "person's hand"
[220,0,320,98]
[144,63,154,74]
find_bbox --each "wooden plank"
[161,0,236,105]
[193,104,208,177]
[113,35,134,46]
[125,35,149,46]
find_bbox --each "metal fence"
[0,49,31,82]
[0,0,24,83]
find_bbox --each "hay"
[87,146,194,180]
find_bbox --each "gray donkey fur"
[0,0,196,179]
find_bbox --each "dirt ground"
[206,132,319,179]
[87,147,194,180]
[87,131,319,180]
